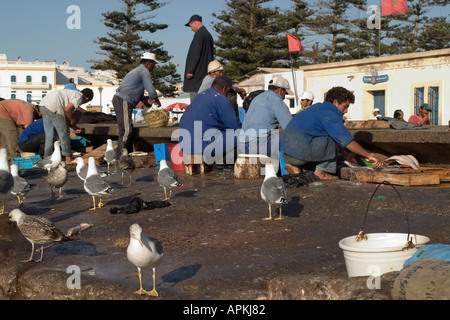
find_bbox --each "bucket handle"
[356,182,415,251]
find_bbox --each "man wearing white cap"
[198,60,224,94]
[298,90,314,112]
[371,108,382,120]
[112,52,161,158]
[239,77,293,158]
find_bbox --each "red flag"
[382,0,407,16]
[287,33,303,52]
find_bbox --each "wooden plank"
[340,167,441,186]
[344,120,391,130]
[403,167,450,182]
[82,144,108,166]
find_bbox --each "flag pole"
[379,0,382,56]
[289,51,299,108]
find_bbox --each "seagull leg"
[20,196,25,206]
[163,187,168,201]
[145,267,159,297]
[275,205,285,221]
[263,204,273,221]
[23,243,35,262]
[98,198,104,208]
[121,172,125,186]
[35,245,45,263]
[107,163,110,175]
[89,196,97,211]
[58,187,63,200]
[0,200,4,215]
[135,267,146,295]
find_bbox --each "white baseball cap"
[141,52,159,63]
[273,77,294,95]
[300,91,314,101]
[207,60,224,73]
[373,108,380,113]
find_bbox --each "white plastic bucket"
[339,233,430,277]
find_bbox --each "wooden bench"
[183,154,206,175]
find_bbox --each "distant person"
[134,98,154,124]
[408,103,431,125]
[0,99,41,163]
[113,52,161,159]
[179,76,241,165]
[183,14,214,102]
[39,88,93,164]
[298,91,314,112]
[393,109,405,122]
[371,108,382,120]
[280,86,383,180]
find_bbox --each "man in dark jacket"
[183,14,214,102]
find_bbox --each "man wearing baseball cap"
[239,77,293,158]
[298,91,314,112]
[183,14,214,102]
[112,52,161,158]
[408,103,431,125]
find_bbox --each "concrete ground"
[0,160,448,301]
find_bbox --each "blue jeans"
[40,106,72,157]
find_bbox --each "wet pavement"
[0,161,449,300]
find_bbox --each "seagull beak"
[139,237,144,247]
[70,160,77,164]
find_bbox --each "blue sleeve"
[323,113,354,147]
[273,101,292,129]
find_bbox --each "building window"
[373,90,385,116]
[428,87,439,125]
[26,75,32,83]
[42,76,47,83]
[27,94,32,103]
[414,87,424,114]
[11,75,16,83]
[11,93,16,99]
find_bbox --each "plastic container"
[168,143,185,171]
[339,183,431,277]
[339,233,430,277]
[13,155,42,170]
[154,143,170,162]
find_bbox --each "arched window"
[42,76,47,83]
[11,93,16,99]
[11,75,16,83]
[26,75,32,83]
[27,94,32,103]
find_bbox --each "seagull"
[127,223,163,296]
[0,148,14,215]
[118,149,135,186]
[261,161,288,221]
[73,157,107,181]
[46,162,68,200]
[104,139,117,174]
[157,160,182,201]
[33,141,63,172]
[10,163,36,206]
[84,156,112,210]
[8,208,71,262]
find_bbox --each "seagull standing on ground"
[157,160,182,201]
[33,141,63,172]
[84,157,112,210]
[104,139,117,174]
[127,223,163,296]
[74,157,106,181]
[46,162,68,200]
[261,161,288,221]
[8,208,70,262]
[0,148,14,215]
[10,163,36,206]
[119,149,135,186]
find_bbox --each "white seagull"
[74,157,107,181]
[33,141,63,172]
[157,159,182,201]
[84,156,112,210]
[0,148,14,215]
[9,208,70,262]
[104,139,117,174]
[10,163,36,206]
[127,223,163,296]
[261,161,288,221]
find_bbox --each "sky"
[1,0,448,77]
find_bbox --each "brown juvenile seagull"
[8,208,70,262]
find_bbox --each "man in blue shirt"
[18,119,46,157]
[179,76,241,166]
[113,52,161,159]
[280,86,383,180]
[239,77,293,158]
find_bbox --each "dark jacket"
[183,26,214,93]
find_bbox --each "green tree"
[211,0,312,79]
[91,0,181,97]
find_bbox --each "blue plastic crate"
[13,155,42,170]
[71,137,87,149]
[154,143,170,162]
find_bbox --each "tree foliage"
[91,0,181,97]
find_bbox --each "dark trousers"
[18,133,46,158]
[112,95,134,159]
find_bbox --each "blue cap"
[64,83,79,91]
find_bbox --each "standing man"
[39,88,93,164]
[0,99,41,163]
[183,14,214,102]
[408,103,431,125]
[113,52,161,158]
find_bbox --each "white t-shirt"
[40,89,83,116]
